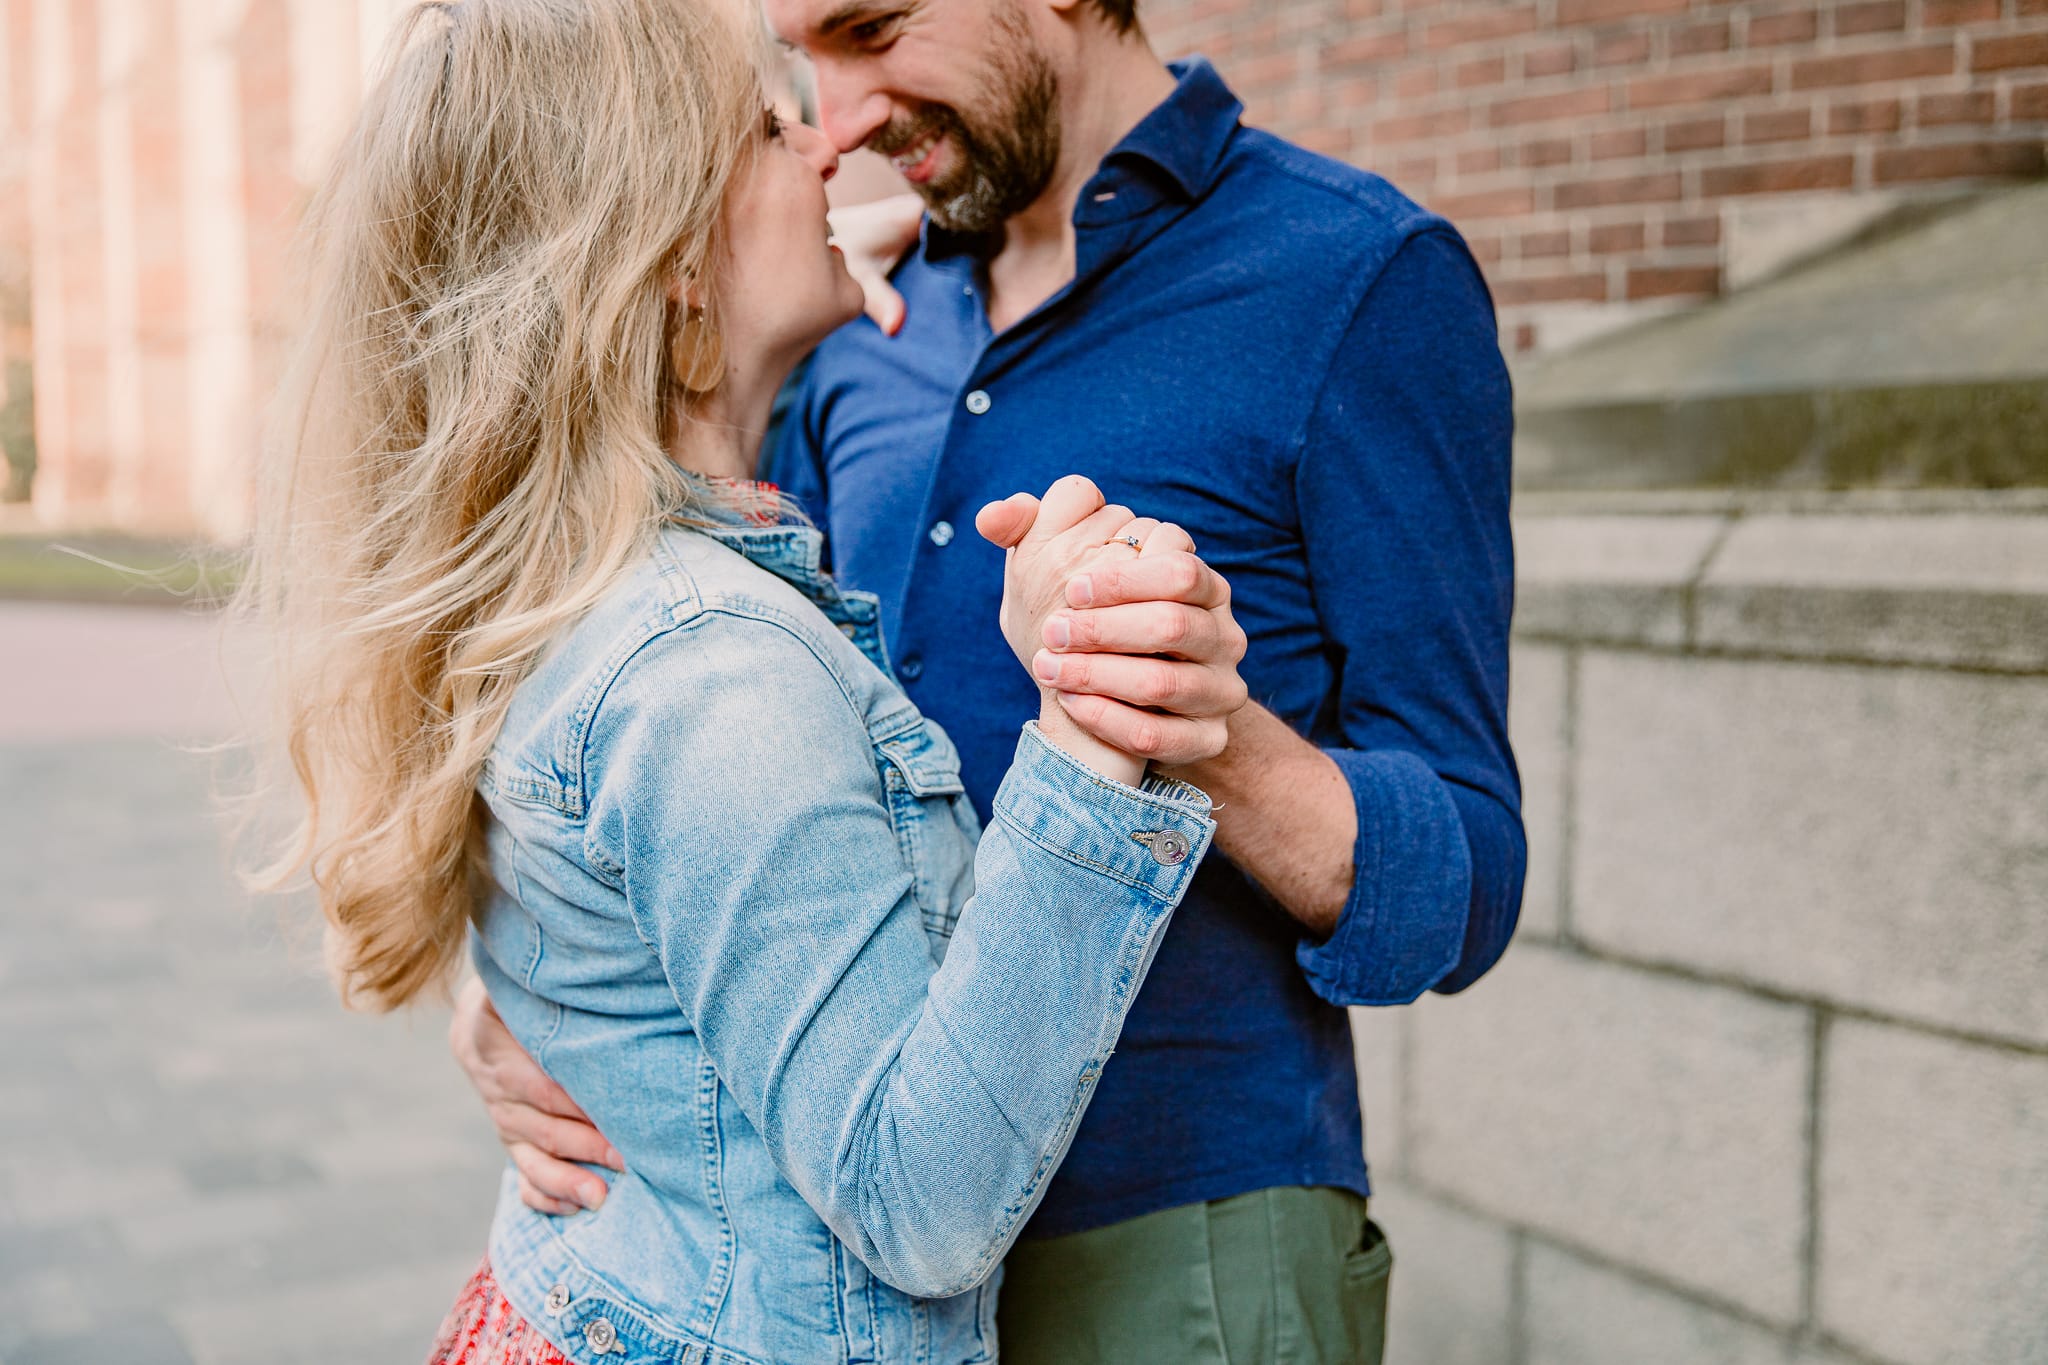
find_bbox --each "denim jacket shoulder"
[484,520,901,815]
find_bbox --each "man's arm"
[1043,227,1525,1003]
[1168,702,1354,934]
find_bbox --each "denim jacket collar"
[672,478,890,670]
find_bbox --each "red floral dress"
[426,1258,569,1365]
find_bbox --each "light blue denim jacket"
[471,511,1215,1365]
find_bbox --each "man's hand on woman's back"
[450,976,622,1213]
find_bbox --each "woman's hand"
[827,194,922,336]
[976,477,1249,776]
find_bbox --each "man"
[453,0,1522,1358]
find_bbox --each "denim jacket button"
[544,1284,571,1315]
[964,389,991,415]
[585,1318,620,1353]
[1136,829,1191,866]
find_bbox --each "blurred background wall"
[1148,0,2048,352]
[1,0,413,538]
[5,0,2046,531]
[0,4,2042,1364]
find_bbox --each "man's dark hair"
[1093,0,1139,34]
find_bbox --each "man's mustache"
[867,106,960,158]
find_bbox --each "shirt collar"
[920,55,1241,262]
[1100,56,1242,203]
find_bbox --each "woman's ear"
[666,275,707,312]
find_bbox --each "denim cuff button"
[1134,829,1192,866]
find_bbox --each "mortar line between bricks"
[1548,939,2048,1058]
[1391,1177,1906,1365]
[1555,644,1581,947]
[1509,631,2048,679]
[1506,1228,1530,1365]
[1397,1176,1806,1342]
[1801,1008,1831,1333]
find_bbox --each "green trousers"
[995,1187,1391,1365]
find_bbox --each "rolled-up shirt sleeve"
[1291,226,1526,1007]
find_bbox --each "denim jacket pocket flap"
[876,726,967,798]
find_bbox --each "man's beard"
[869,15,1060,234]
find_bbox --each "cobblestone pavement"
[1,602,505,1364]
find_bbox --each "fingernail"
[1045,616,1070,649]
[1069,576,1095,607]
[606,1148,625,1170]
[1032,651,1061,683]
[581,1182,606,1208]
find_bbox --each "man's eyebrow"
[811,0,896,40]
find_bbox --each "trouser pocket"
[1339,1217,1393,1365]
[1343,1219,1392,1358]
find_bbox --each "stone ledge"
[1512,496,2048,673]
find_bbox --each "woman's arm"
[581,616,1212,1299]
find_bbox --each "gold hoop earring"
[671,305,725,394]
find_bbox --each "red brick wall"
[1141,0,2048,350]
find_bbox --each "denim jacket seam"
[552,536,706,814]
[989,805,1190,903]
[482,762,580,817]
[520,1216,771,1365]
[690,1052,738,1341]
[558,607,686,817]
[1004,723,1215,824]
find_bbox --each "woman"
[242,1,1239,1363]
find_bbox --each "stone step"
[1512,183,2048,491]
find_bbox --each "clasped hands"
[977,474,1249,779]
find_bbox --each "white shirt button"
[964,389,991,415]
[929,521,955,547]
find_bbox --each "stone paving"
[0,601,506,1364]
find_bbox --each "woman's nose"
[789,119,840,182]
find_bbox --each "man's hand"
[828,193,922,336]
[977,484,1250,768]
[449,977,623,1214]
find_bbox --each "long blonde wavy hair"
[241,0,775,1011]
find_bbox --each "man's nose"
[810,59,892,154]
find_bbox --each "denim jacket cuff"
[992,722,1217,904]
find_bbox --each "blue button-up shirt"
[767,57,1523,1237]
